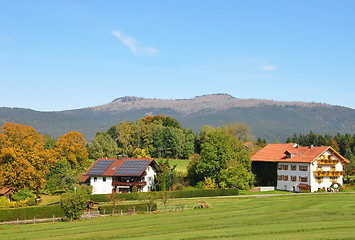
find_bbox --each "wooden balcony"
[313,171,343,177]
[317,160,339,165]
[112,181,146,186]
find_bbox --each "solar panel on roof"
[114,160,150,176]
[87,160,114,175]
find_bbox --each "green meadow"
[1,193,355,240]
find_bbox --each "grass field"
[2,193,355,239]
[156,159,190,173]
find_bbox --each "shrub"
[0,204,64,222]
[193,200,211,209]
[0,196,9,208]
[60,189,89,220]
[12,188,36,206]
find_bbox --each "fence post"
[53,215,55,224]
[120,210,123,216]
[104,209,105,215]
[133,206,135,215]
[34,217,35,226]
[147,205,149,214]
[112,209,114,217]
[17,218,18,228]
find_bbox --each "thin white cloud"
[260,64,277,71]
[112,30,160,56]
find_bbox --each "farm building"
[251,143,349,192]
[83,157,157,194]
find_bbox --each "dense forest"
[1,94,354,143]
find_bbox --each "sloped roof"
[0,186,11,195]
[84,157,155,177]
[251,143,349,163]
[78,174,90,183]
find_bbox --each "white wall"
[276,150,344,192]
[276,162,310,192]
[91,176,112,195]
[143,166,156,192]
[310,150,343,192]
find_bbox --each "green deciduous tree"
[187,125,253,189]
[219,165,255,189]
[60,186,89,220]
[88,132,118,159]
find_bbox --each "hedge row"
[0,204,65,222]
[99,203,157,214]
[90,188,239,202]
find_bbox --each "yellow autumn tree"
[0,122,55,191]
[54,131,89,170]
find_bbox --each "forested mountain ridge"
[0,94,354,142]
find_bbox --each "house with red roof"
[252,143,349,192]
[83,157,157,194]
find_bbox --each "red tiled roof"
[0,186,11,195]
[78,174,90,183]
[251,143,349,163]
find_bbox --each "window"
[330,177,337,182]
[283,165,288,170]
[103,177,106,182]
[278,164,282,170]
[94,177,97,182]
[331,166,336,171]
[291,165,296,170]
[317,166,323,171]
[278,175,282,180]
[299,165,308,171]
[291,176,297,181]
[316,177,323,183]
[299,176,308,182]
[284,175,288,181]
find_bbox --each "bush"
[0,196,9,208]
[193,200,211,209]
[0,204,64,222]
[12,188,36,206]
[90,188,239,202]
[60,189,89,220]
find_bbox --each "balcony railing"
[317,160,339,165]
[313,171,343,177]
[112,181,146,186]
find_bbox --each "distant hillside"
[0,94,354,142]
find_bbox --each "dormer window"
[285,150,296,158]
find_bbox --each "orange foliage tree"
[54,131,89,170]
[0,122,55,191]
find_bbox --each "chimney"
[118,155,123,160]
[310,145,313,149]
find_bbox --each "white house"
[83,157,157,194]
[252,143,349,192]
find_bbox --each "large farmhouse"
[251,143,349,192]
[83,157,157,194]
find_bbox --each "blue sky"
[1,1,354,111]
